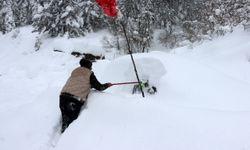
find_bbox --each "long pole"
[120,22,145,98]
[111,81,140,86]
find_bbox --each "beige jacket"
[61,67,92,101]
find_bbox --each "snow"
[215,9,221,15]
[39,30,109,56]
[1,26,250,150]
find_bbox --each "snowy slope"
[0,26,250,150]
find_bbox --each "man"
[59,58,112,133]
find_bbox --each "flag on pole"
[96,0,118,17]
[95,0,145,97]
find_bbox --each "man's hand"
[106,83,113,88]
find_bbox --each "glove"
[105,83,112,87]
[100,83,112,91]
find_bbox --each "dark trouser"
[59,94,84,133]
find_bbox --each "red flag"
[96,0,118,17]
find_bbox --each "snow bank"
[173,27,250,84]
[41,30,110,55]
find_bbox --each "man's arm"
[90,73,111,91]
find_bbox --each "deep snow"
[0,26,250,150]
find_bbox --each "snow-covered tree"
[115,0,155,53]
[79,0,106,33]
[33,0,106,38]
[157,0,250,48]
[153,0,178,29]
[1,0,249,48]
[11,0,36,27]
[0,0,15,34]
[33,0,85,38]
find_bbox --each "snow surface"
[1,26,250,150]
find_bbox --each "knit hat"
[79,58,92,69]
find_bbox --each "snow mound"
[133,57,167,84]
[102,55,166,93]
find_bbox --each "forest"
[1,0,250,52]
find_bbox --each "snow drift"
[0,26,250,150]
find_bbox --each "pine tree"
[11,0,36,27]
[32,0,105,37]
[33,0,85,38]
[133,0,154,53]
[153,0,177,29]
[0,0,15,34]
[116,0,155,53]
[181,1,213,42]
[79,0,106,33]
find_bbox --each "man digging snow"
[59,58,112,133]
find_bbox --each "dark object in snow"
[147,86,157,94]
[54,49,65,53]
[71,51,82,57]
[71,51,105,62]
[83,53,105,62]
[132,80,157,95]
